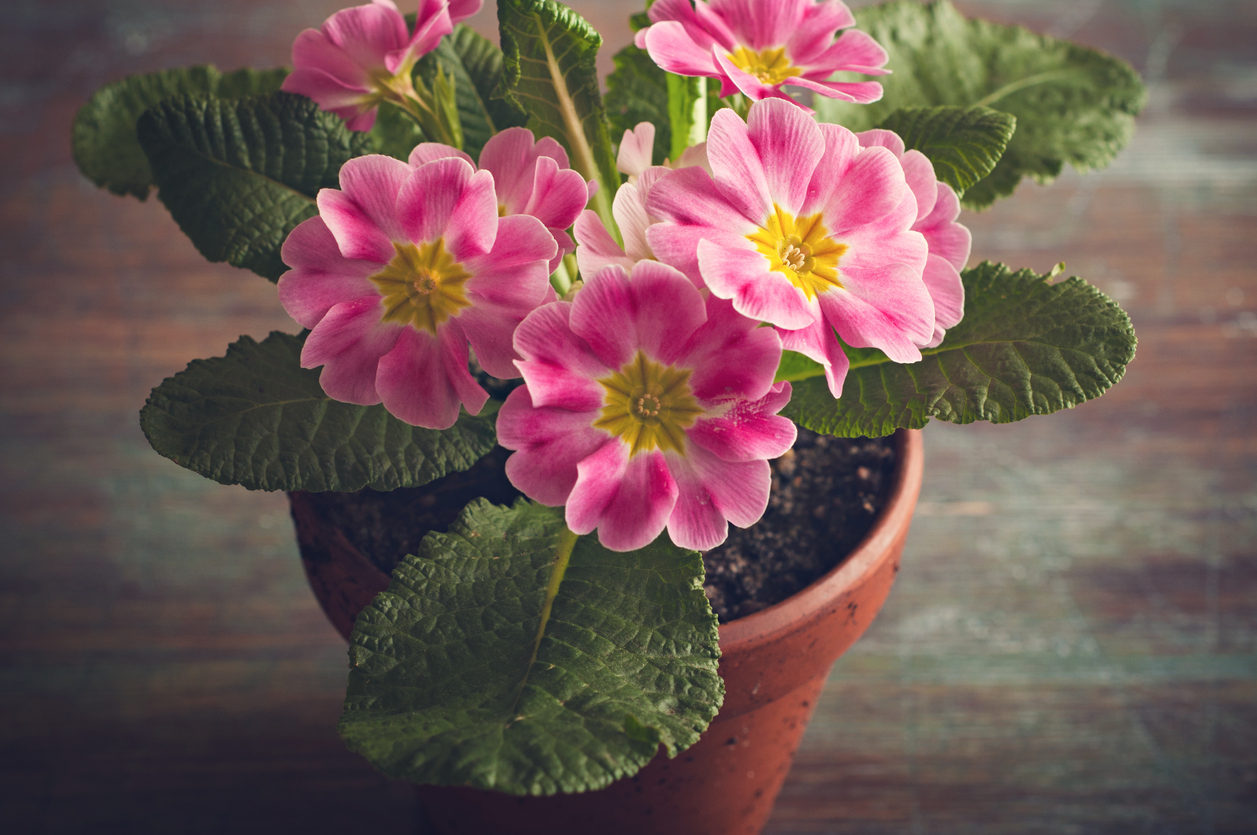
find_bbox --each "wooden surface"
[1,1,1254,832]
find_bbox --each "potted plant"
[70,0,1143,832]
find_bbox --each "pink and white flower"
[277,153,556,429]
[497,261,796,552]
[573,123,710,278]
[635,0,888,111]
[407,128,595,272]
[646,99,933,397]
[858,129,971,348]
[281,0,483,131]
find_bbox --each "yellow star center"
[746,205,848,300]
[727,46,801,86]
[593,352,704,457]
[369,239,472,334]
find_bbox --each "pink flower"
[407,128,596,272]
[573,124,710,278]
[277,153,556,429]
[497,262,797,552]
[858,130,971,348]
[281,0,483,131]
[646,99,932,398]
[635,0,888,111]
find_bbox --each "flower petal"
[574,210,635,277]
[498,387,612,506]
[514,301,613,408]
[783,76,884,104]
[642,20,722,78]
[747,98,824,216]
[321,2,409,69]
[278,217,380,328]
[289,28,372,89]
[705,107,774,223]
[819,261,933,363]
[664,445,771,551]
[407,143,474,168]
[375,324,474,429]
[921,253,964,348]
[338,153,414,242]
[568,444,678,552]
[696,239,815,330]
[688,381,796,463]
[396,157,491,258]
[617,123,656,177]
[462,214,556,307]
[678,296,782,403]
[778,315,851,397]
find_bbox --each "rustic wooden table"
[2,1,1254,832]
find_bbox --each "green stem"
[972,69,1079,108]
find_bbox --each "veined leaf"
[369,99,428,161]
[137,92,372,281]
[876,106,1016,196]
[496,0,620,226]
[140,331,498,492]
[816,0,1146,209]
[339,499,724,795]
[605,45,671,166]
[783,262,1137,437]
[429,24,529,158]
[72,65,288,200]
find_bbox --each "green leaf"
[605,45,671,166]
[876,106,1016,196]
[136,92,372,281]
[140,331,498,492]
[72,65,287,200]
[339,499,723,795]
[668,74,708,161]
[428,24,529,159]
[776,350,825,384]
[815,0,1146,209]
[782,262,1137,437]
[368,99,429,161]
[496,0,620,227]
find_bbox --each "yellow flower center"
[369,239,472,334]
[727,46,801,86]
[746,205,848,300]
[594,352,704,457]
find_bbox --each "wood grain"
[1,1,1253,832]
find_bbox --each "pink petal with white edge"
[921,253,964,348]
[497,387,612,506]
[478,128,570,215]
[395,5,453,69]
[568,444,677,552]
[375,325,471,429]
[569,262,708,369]
[290,28,372,89]
[696,239,816,331]
[664,446,772,551]
[804,28,891,77]
[317,317,404,405]
[394,157,485,255]
[612,180,654,263]
[916,184,971,271]
[646,165,758,234]
[301,295,381,365]
[785,1,857,65]
[688,382,796,463]
[513,301,613,409]
[574,210,636,277]
[707,0,808,53]
[784,76,884,104]
[820,145,908,232]
[706,108,774,223]
[321,2,408,69]
[779,315,851,397]
[318,186,394,263]
[747,99,824,216]
[463,214,555,307]
[714,50,799,106]
[337,154,413,242]
[678,296,782,403]
[407,143,474,168]
[618,123,656,177]
[854,128,905,158]
[800,123,859,217]
[899,150,939,225]
[818,262,933,363]
[642,21,722,78]
[522,157,591,237]
[445,0,484,24]
[278,217,380,328]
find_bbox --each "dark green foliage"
[339,499,724,795]
[876,106,1017,196]
[141,332,498,492]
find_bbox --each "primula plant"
[74,0,1143,797]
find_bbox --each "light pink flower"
[281,0,483,131]
[635,0,888,112]
[574,124,711,278]
[406,128,595,272]
[646,99,932,398]
[277,153,556,429]
[497,261,796,552]
[858,129,971,348]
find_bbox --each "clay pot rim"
[717,428,923,651]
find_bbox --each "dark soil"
[297,428,896,623]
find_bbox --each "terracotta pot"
[288,428,923,835]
